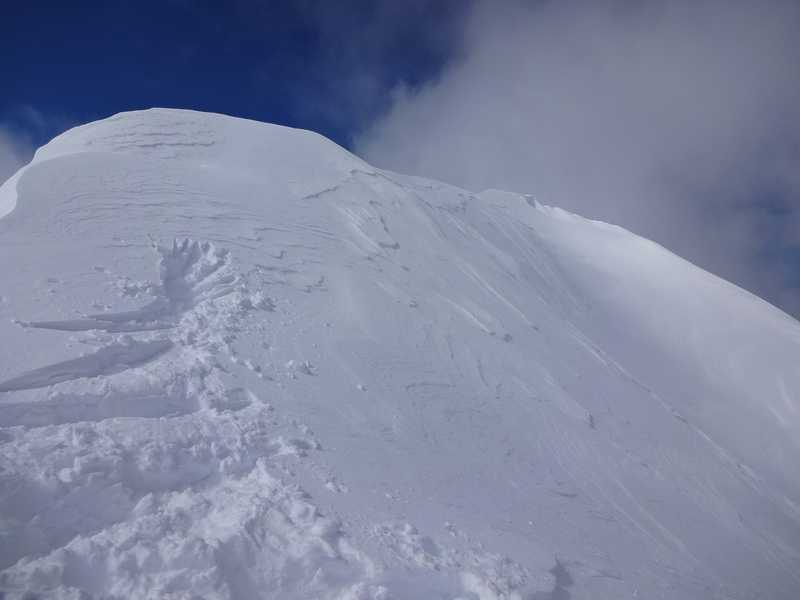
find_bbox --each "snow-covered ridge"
[0,109,799,599]
[0,108,368,219]
[32,108,364,168]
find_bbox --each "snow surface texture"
[0,109,799,599]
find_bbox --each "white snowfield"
[0,109,798,600]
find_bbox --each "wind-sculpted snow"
[0,109,799,599]
[0,339,173,393]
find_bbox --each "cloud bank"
[357,0,800,316]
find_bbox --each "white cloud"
[357,0,800,315]
[0,105,71,188]
[0,126,33,186]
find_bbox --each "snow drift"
[0,109,798,599]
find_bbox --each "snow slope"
[0,108,798,599]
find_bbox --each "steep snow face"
[0,109,798,600]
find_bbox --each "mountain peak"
[1,110,799,599]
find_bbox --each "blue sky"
[2,0,799,318]
[0,1,465,150]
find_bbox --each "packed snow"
[0,109,798,599]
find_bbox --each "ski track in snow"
[0,238,374,596]
[0,236,540,599]
[0,109,799,599]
